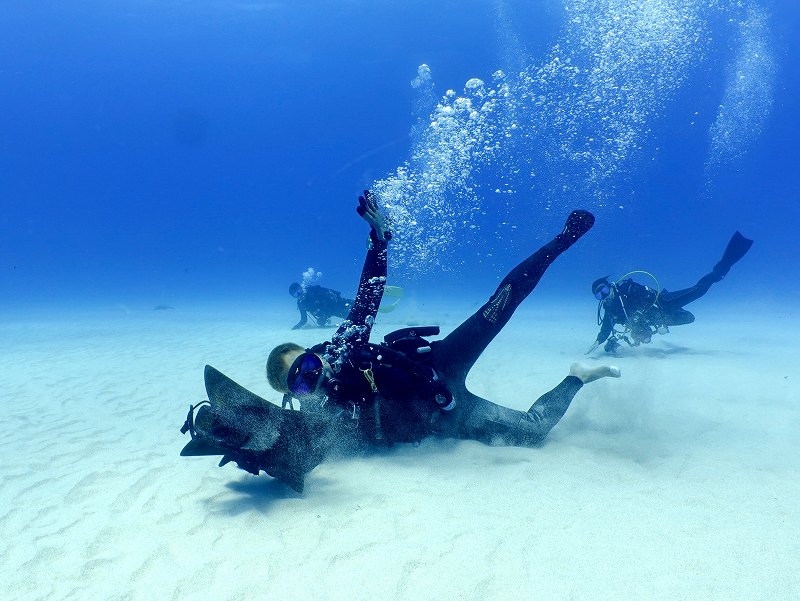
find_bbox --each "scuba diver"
[587,231,753,354]
[289,282,354,329]
[180,191,620,492]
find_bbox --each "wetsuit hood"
[592,276,611,296]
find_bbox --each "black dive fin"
[714,231,753,278]
[561,210,595,242]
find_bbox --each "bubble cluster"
[707,2,775,170]
[375,0,774,275]
[373,66,511,271]
[538,0,705,184]
[301,267,322,289]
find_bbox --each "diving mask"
[287,352,325,396]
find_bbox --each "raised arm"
[324,191,392,365]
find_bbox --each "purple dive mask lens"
[287,353,324,396]
[594,284,611,300]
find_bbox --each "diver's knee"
[699,273,720,288]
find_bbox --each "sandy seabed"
[1,298,798,601]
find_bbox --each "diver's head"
[266,342,305,393]
[592,276,613,301]
[289,283,302,298]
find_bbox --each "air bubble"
[372,0,773,277]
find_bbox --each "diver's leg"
[433,210,595,385]
[659,232,753,311]
[431,382,583,446]
[663,308,695,326]
[713,231,753,278]
[525,364,619,440]
[659,273,717,311]
[432,363,620,446]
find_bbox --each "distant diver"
[289,282,354,329]
[587,231,753,354]
[290,280,403,330]
[180,191,620,492]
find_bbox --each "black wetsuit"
[292,285,354,329]
[314,216,594,450]
[593,231,753,350]
[595,273,719,347]
[181,225,750,491]
[181,213,595,491]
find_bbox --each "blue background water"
[1,0,797,312]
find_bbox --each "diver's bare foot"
[570,362,621,384]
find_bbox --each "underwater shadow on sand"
[595,341,745,359]
[207,452,400,514]
[208,440,538,514]
[203,476,307,515]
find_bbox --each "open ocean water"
[2,0,798,307]
[1,2,799,600]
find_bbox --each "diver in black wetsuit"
[587,231,753,354]
[289,283,353,329]
[180,191,620,491]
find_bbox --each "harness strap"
[360,366,385,441]
[180,400,211,437]
[361,367,378,392]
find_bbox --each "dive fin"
[561,210,595,242]
[713,231,753,278]
[378,285,404,313]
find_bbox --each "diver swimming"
[587,231,753,354]
[180,190,620,492]
[289,277,402,329]
[289,282,354,329]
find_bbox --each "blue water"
[3,6,800,598]
[1,0,798,312]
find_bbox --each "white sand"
[1,299,798,601]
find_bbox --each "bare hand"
[356,190,392,241]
